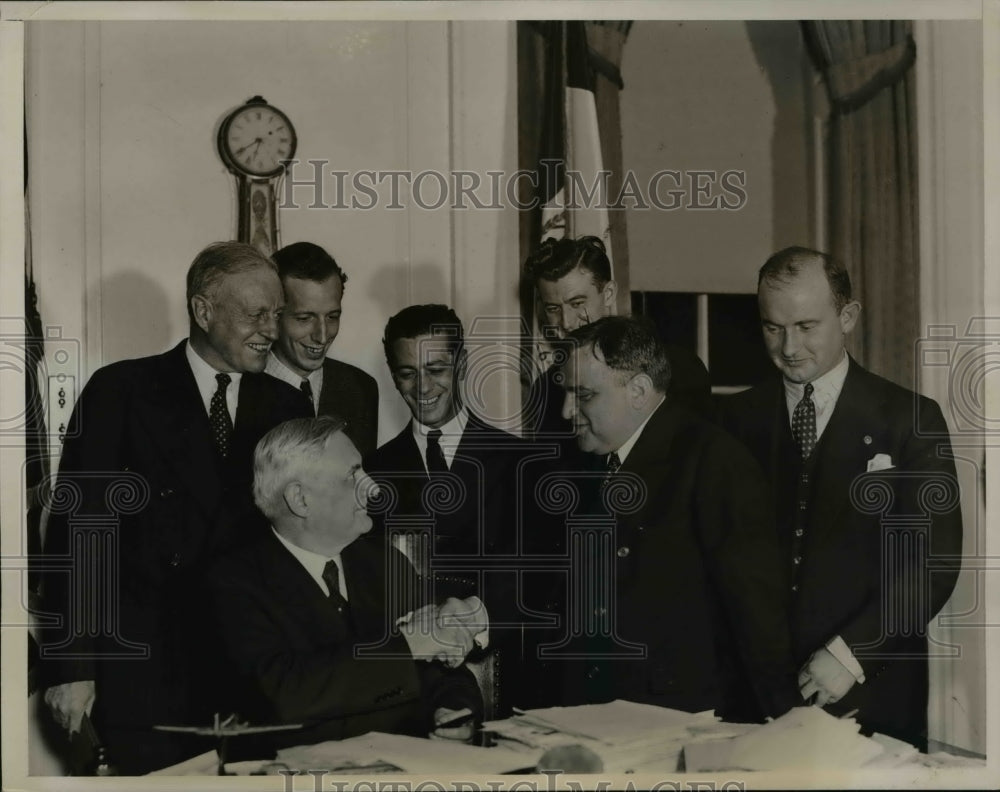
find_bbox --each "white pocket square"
[866,453,894,472]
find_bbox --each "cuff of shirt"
[826,635,866,684]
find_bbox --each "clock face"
[220,103,297,177]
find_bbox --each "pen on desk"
[839,709,859,719]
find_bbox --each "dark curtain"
[803,20,920,389]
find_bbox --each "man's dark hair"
[382,304,464,366]
[524,236,612,288]
[566,315,671,393]
[758,246,853,312]
[272,242,348,289]
[186,241,277,323]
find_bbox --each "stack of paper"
[485,700,753,773]
[683,706,885,772]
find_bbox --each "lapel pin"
[863,435,872,445]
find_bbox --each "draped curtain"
[803,20,920,389]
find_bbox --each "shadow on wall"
[744,20,817,252]
[98,271,177,364]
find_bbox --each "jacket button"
[794,528,804,537]
[169,553,181,567]
[793,556,802,565]
[586,666,600,679]
[791,584,798,592]
[617,546,630,558]
[637,525,644,532]
[159,488,174,498]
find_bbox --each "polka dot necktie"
[602,451,622,489]
[792,382,817,459]
[426,429,448,475]
[209,373,234,458]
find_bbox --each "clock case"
[217,96,297,257]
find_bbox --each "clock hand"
[234,137,263,156]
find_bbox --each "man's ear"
[602,279,619,309]
[283,481,308,518]
[190,294,213,334]
[839,300,861,334]
[454,347,469,381]
[627,372,655,409]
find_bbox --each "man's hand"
[798,647,857,706]
[44,680,96,734]
[400,605,475,667]
[430,706,475,742]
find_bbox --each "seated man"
[211,416,483,750]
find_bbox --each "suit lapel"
[135,342,222,517]
[811,359,890,529]
[265,533,355,641]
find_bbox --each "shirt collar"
[614,395,666,465]
[185,339,242,416]
[411,407,469,470]
[271,526,346,599]
[265,352,323,412]
[783,351,850,405]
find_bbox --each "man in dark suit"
[522,236,711,449]
[39,242,312,774]
[545,316,799,721]
[364,304,552,714]
[720,247,963,749]
[211,416,482,750]
[267,242,379,457]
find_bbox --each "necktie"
[602,451,622,488]
[209,373,234,458]
[300,378,314,403]
[322,559,347,611]
[792,382,817,459]
[426,429,448,474]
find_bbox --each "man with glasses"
[39,242,311,773]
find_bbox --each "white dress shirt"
[272,527,348,600]
[782,351,850,441]
[265,352,323,416]
[185,340,241,424]
[411,408,469,472]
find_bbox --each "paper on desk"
[684,706,884,771]
[512,699,713,745]
[277,731,530,774]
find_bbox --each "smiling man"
[266,242,379,457]
[720,247,963,750]
[39,242,312,774]
[549,316,799,722]
[365,304,552,715]
[211,416,482,750]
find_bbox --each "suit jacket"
[38,340,311,772]
[539,401,800,721]
[364,412,557,713]
[316,357,379,459]
[720,358,963,747]
[210,531,481,750]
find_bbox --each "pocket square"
[866,453,894,472]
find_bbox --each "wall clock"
[217,96,297,256]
